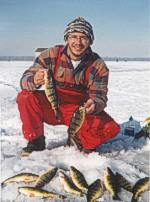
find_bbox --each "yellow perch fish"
[131,177,150,202]
[87,179,103,202]
[70,166,88,192]
[67,105,86,149]
[35,167,58,188]
[116,172,133,192]
[68,105,85,136]
[103,167,120,200]
[1,173,39,188]
[18,186,65,199]
[44,69,60,119]
[59,171,83,196]
[144,117,150,124]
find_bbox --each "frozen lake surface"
[0,61,150,202]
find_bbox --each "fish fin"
[112,195,121,201]
[101,181,106,191]
[15,190,21,201]
[2,183,8,189]
[60,195,67,199]
[66,136,72,146]
[42,197,49,200]
[80,192,84,197]
[72,136,83,151]
[1,182,5,188]
[131,196,137,202]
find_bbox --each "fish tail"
[55,110,61,121]
[66,136,71,146]
[79,192,84,197]
[112,195,121,201]
[15,192,21,202]
[131,196,137,202]
[70,136,83,151]
[59,194,66,199]
[1,182,6,188]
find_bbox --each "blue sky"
[0,0,149,57]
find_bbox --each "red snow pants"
[16,89,120,150]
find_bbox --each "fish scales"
[59,171,83,196]
[18,186,65,199]
[68,105,85,137]
[68,136,82,150]
[35,167,58,188]
[69,120,82,134]
[70,121,80,128]
[87,179,103,202]
[45,83,57,106]
[131,177,150,202]
[1,173,39,187]
[67,105,85,149]
[116,172,133,192]
[103,167,120,200]
[70,166,88,192]
[44,69,59,119]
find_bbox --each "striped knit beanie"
[64,17,94,44]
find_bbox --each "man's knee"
[103,121,120,138]
[16,90,34,105]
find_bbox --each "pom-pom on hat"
[64,17,94,44]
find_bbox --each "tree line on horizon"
[0,56,149,61]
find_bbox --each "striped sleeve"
[20,49,50,91]
[87,59,109,113]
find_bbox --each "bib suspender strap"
[54,46,94,84]
[54,46,63,80]
[84,62,93,82]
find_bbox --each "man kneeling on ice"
[16,17,120,155]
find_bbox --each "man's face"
[66,32,90,60]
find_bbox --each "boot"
[22,136,46,155]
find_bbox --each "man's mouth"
[73,46,84,51]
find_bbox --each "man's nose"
[76,37,82,43]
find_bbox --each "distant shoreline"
[0,56,150,62]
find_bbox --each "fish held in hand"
[67,105,86,149]
[35,167,58,188]
[1,173,39,188]
[18,186,65,199]
[44,69,60,120]
[68,105,86,136]
[87,179,103,202]
[70,166,88,192]
[131,177,150,202]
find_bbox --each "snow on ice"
[0,61,150,202]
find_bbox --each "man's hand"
[34,69,45,86]
[85,98,95,114]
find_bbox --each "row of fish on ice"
[1,165,150,202]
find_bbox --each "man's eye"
[82,37,88,40]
